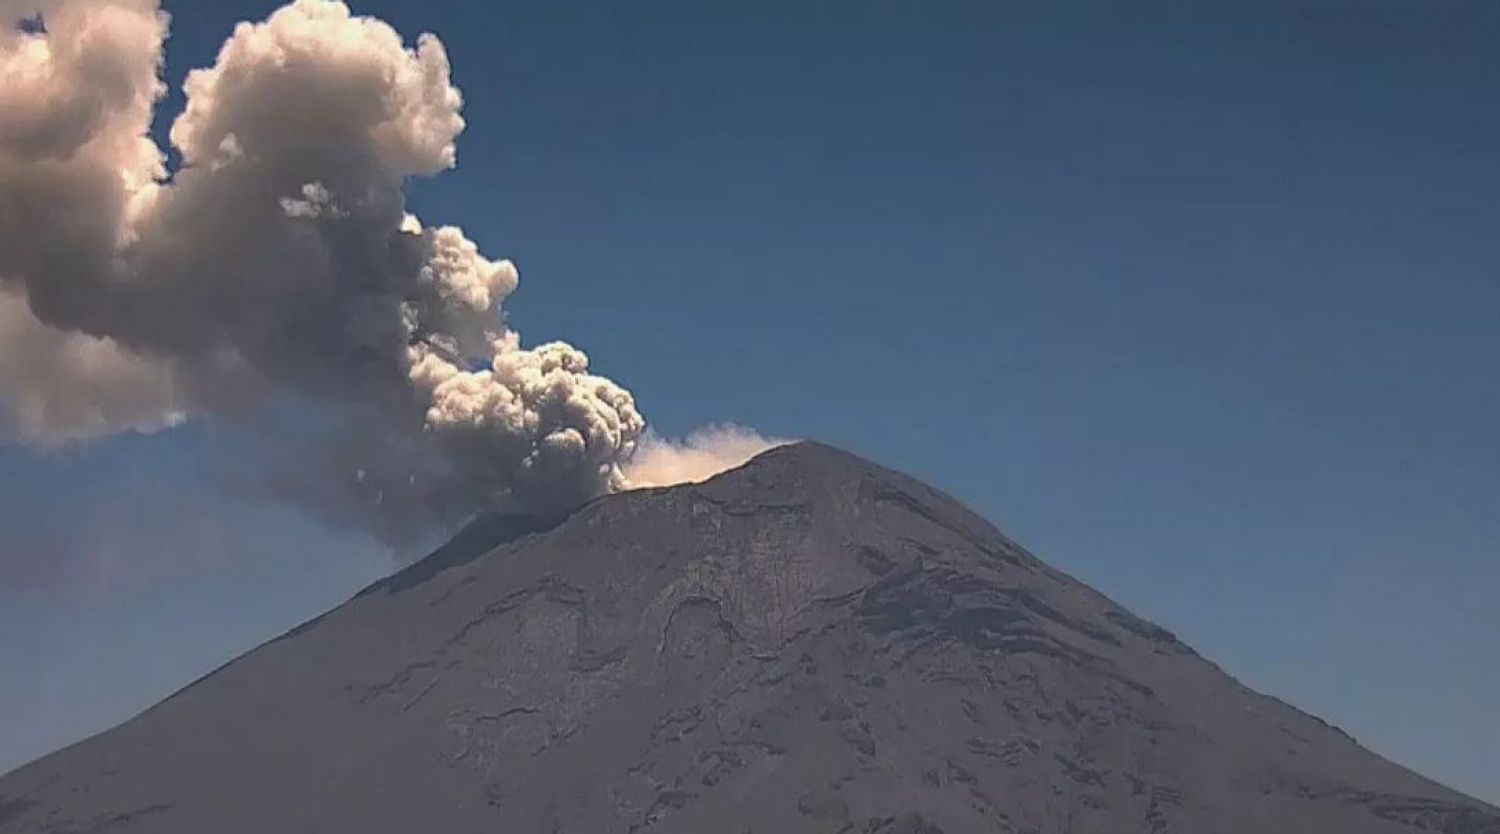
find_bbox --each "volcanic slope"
[2,442,1497,833]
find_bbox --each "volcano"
[1,442,1495,833]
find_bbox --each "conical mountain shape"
[2,442,1496,833]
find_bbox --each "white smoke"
[0,0,780,540]
[625,425,788,488]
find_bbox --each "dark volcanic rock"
[1,442,1496,833]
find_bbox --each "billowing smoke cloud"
[0,0,780,540]
[0,290,184,442]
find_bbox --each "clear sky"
[2,0,1497,805]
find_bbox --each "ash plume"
[0,0,779,540]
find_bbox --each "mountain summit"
[2,442,1496,833]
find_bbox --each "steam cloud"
[0,0,781,540]
[625,426,790,489]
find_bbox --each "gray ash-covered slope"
[2,443,1496,833]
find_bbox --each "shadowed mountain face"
[2,442,1496,833]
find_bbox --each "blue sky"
[2,0,1497,804]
